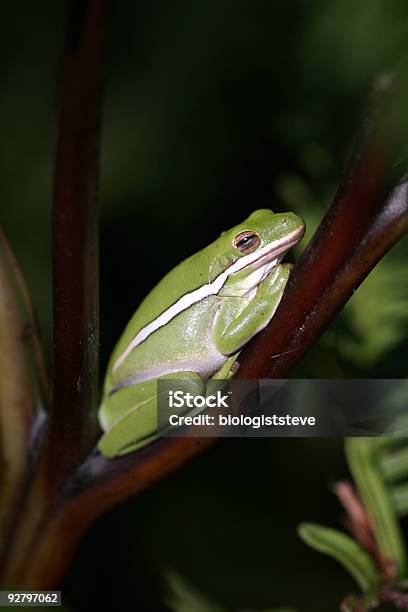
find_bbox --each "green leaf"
[298,522,379,593]
[345,438,407,576]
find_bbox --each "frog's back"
[131,248,212,333]
[107,244,222,381]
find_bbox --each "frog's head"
[215,209,305,295]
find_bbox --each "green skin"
[98,209,305,457]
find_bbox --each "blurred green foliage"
[166,569,297,612]
[1,1,408,610]
[166,570,226,612]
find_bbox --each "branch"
[49,0,105,479]
[0,0,106,587]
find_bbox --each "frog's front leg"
[213,263,291,356]
[98,372,205,457]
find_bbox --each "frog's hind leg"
[98,372,205,457]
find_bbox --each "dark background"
[1,1,408,610]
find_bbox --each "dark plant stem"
[1,0,106,587]
[50,0,104,481]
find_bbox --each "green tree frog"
[98,209,305,457]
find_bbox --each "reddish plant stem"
[0,0,106,587]
[50,0,105,481]
[334,480,396,578]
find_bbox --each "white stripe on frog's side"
[113,227,303,372]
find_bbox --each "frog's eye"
[234,231,261,253]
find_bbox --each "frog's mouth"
[113,225,304,370]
